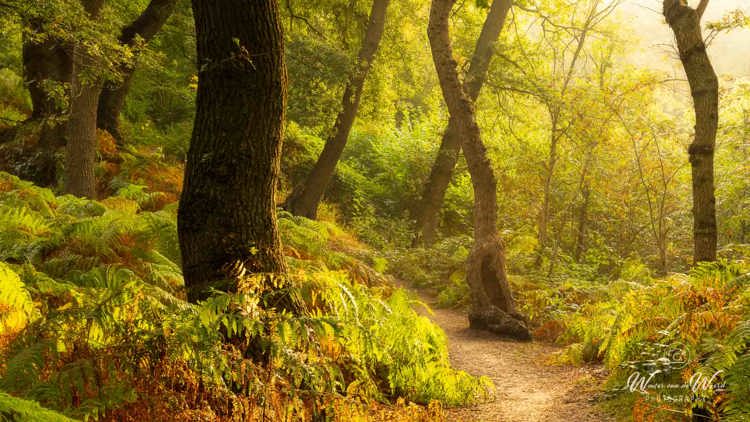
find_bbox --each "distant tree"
[5,0,176,188]
[19,10,72,186]
[64,0,106,198]
[97,0,178,145]
[413,0,511,247]
[428,0,530,340]
[178,0,289,303]
[664,0,718,263]
[284,0,391,219]
[520,0,618,269]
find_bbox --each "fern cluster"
[548,260,750,420]
[0,171,488,421]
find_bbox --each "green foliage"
[0,391,75,422]
[0,263,37,339]
[286,38,350,131]
[386,236,471,307]
[0,172,487,420]
[0,0,747,419]
[545,261,750,419]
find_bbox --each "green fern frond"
[0,263,38,338]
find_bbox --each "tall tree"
[428,0,530,340]
[64,0,105,198]
[413,0,511,246]
[97,0,178,144]
[663,0,718,263]
[283,0,390,219]
[178,0,288,303]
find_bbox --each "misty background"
[620,0,750,77]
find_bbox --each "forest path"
[415,297,614,421]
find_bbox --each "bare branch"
[696,0,709,20]
[285,0,327,40]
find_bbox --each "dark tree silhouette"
[19,19,72,186]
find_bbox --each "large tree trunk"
[64,68,102,197]
[663,0,718,263]
[64,0,105,198]
[97,0,178,144]
[284,0,390,219]
[413,0,511,246]
[20,20,73,186]
[428,0,530,340]
[179,0,288,303]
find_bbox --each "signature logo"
[626,370,725,394]
[621,341,727,405]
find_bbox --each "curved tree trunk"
[413,0,511,246]
[64,0,105,198]
[179,0,289,303]
[428,0,530,340]
[97,0,178,144]
[663,0,718,263]
[284,0,390,219]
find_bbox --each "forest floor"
[413,293,616,422]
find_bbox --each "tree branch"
[696,0,709,20]
[285,0,326,39]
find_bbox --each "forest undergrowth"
[1,160,748,421]
[0,168,491,421]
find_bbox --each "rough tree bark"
[178,0,289,303]
[64,0,105,198]
[97,0,178,144]
[664,0,718,263]
[283,0,390,219]
[19,20,72,186]
[428,0,530,340]
[413,0,511,246]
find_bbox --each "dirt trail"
[420,303,614,422]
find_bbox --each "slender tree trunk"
[535,3,601,264]
[97,0,178,144]
[64,0,105,198]
[428,0,530,340]
[21,20,72,186]
[179,0,289,303]
[658,235,668,275]
[574,181,590,261]
[413,0,511,246]
[284,0,390,219]
[536,114,559,261]
[664,0,718,263]
[667,2,717,416]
